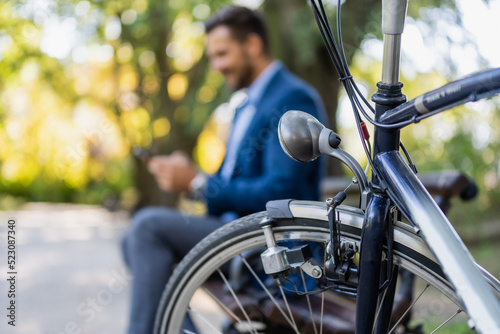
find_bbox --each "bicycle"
[154,0,500,333]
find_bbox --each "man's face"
[206,26,254,90]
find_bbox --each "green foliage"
[0,0,233,208]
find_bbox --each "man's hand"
[147,151,198,193]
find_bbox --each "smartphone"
[132,146,153,163]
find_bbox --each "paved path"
[0,203,131,334]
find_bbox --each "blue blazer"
[204,65,327,217]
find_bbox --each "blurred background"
[0,0,499,333]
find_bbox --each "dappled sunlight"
[193,100,237,173]
[194,125,227,174]
[153,117,171,138]
[167,73,189,100]
[0,0,498,219]
[120,107,151,146]
[168,12,206,72]
[118,65,140,91]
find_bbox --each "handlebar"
[379,68,500,127]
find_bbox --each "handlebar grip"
[460,180,478,201]
[380,68,500,126]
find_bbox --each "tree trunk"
[132,0,179,210]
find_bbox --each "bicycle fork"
[356,194,397,333]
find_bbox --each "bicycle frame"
[361,0,500,332]
[376,151,500,332]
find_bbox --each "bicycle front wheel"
[154,202,500,334]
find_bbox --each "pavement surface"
[0,203,131,334]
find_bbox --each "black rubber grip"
[380,68,500,125]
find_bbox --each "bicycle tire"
[154,203,500,334]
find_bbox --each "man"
[122,6,326,334]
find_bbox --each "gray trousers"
[121,206,224,334]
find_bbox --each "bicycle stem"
[381,0,408,85]
[371,0,408,173]
[382,35,402,84]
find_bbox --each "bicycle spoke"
[188,306,223,334]
[388,283,430,334]
[320,291,325,334]
[372,286,389,334]
[430,309,463,334]
[216,269,259,334]
[300,268,319,334]
[277,282,301,333]
[201,286,243,324]
[239,255,298,330]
